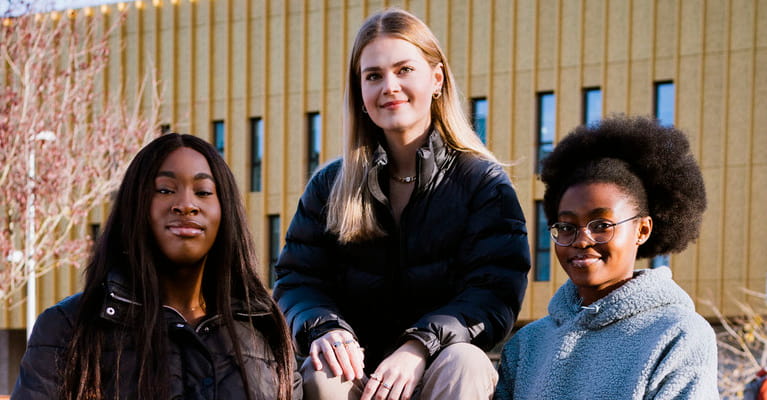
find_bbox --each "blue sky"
[54,0,124,9]
[56,0,123,8]
[2,0,123,16]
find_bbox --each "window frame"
[267,214,281,288]
[307,112,321,180]
[212,120,225,156]
[471,97,489,144]
[582,87,602,125]
[536,92,556,174]
[654,81,675,127]
[249,117,263,192]
[534,201,551,282]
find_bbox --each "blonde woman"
[274,8,530,400]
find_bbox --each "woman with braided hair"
[494,115,718,399]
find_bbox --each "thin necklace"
[390,174,417,184]
[170,297,206,313]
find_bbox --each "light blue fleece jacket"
[494,267,719,400]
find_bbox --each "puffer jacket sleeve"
[12,296,78,400]
[273,160,356,356]
[401,164,531,357]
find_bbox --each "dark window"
[89,223,101,250]
[652,81,674,267]
[536,92,556,173]
[471,98,488,144]
[268,214,281,288]
[213,120,225,156]
[250,117,263,192]
[307,112,321,179]
[160,124,171,134]
[583,88,602,125]
[654,81,675,127]
[534,201,551,281]
[89,223,101,241]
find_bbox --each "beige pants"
[301,343,498,400]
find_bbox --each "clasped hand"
[310,330,427,400]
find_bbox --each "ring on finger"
[370,373,381,381]
[343,339,356,346]
[381,382,392,390]
[332,341,343,348]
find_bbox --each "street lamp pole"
[26,131,55,340]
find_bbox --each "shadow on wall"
[0,329,26,395]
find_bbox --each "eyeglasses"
[548,215,641,247]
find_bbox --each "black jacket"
[13,273,302,400]
[273,131,531,369]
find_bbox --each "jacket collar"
[367,130,453,205]
[99,269,271,326]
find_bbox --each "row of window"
[191,83,674,195]
[175,113,324,193]
[194,104,485,195]
[154,82,675,285]
[535,82,674,173]
[472,91,608,146]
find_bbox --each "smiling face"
[359,36,443,140]
[150,147,221,268]
[555,182,652,304]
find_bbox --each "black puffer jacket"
[274,131,531,368]
[13,273,302,400]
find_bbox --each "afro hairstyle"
[540,114,707,259]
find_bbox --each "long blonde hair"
[326,8,497,244]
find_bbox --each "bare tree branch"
[704,289,767,398]
[0,6,161,305]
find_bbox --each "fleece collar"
[548,266,695,330]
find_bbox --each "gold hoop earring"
[432,90,442,100]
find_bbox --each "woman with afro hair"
[494,115,718,399]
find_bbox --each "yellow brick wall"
[4,0,765,329]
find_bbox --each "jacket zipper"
[162,305,220,333]
[395,186,420,298]
[109,291,142,306]
[195,315,221,333]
